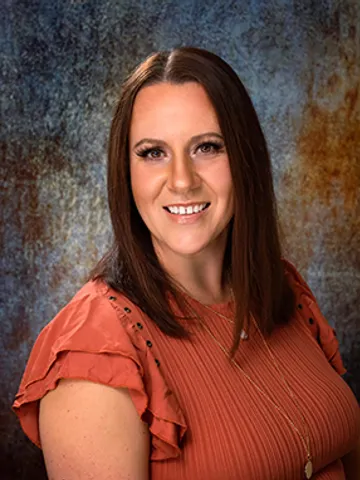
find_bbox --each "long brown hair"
[92,47,295,356]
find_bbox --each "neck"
[153,233,231,305]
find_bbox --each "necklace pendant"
[304,459,313,479]
[240,329,248,340]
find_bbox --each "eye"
[196,141,224,155]
[135,147,165,160]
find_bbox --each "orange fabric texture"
[13,260,359,479]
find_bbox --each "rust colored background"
[1,1,359,478]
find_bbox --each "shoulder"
[38,280,141,348]
[13,281,139,399]
[72,278,132,307]
[13,280,188,459]
[282,258,313,296]
[281,258,346,375]
[17,280,150,390]
[13,280,146,419]
[68,279,136,319]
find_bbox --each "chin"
[167,239,214,257]
[153,231,227,259]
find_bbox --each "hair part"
[91,46,295,356]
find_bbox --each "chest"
[149,318,359,480]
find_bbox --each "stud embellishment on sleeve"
[309,317,314,325]
[155,359,160,367]
[109,296,116,301]
[124,307,131,313]
[136,322,143,330]
[146,340,153,348]
[297,304,303,309]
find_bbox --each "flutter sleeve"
[12,281,187,461]
[283,259,347,375]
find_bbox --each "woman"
[13,47,359,479]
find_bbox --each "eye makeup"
[135,146,165,160]
[133,133,226,161]
[193,140,225,155]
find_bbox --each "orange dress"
[13,260,359,479]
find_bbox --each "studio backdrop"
[1,1,359,478]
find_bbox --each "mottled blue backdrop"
[1,1,359,478]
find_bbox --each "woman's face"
[129,82,234,260]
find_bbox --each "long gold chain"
[190,300,313,479]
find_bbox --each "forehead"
[129,82,220,141]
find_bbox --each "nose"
[167,153,200,193]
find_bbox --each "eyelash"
[197,141,224,154]
[136,147,164,159]
[135,141,225,160]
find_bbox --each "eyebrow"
[132,132,224,150]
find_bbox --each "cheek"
[220,161,234,198]
[204,159,234,200]
[130,163,163,212]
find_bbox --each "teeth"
[167,203,208,215]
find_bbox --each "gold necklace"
[200,302,249,339]
[189,300,313,479]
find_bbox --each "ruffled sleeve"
[12,281,187,461]
[283,259,347,375]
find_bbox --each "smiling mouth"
[163,202,210,215]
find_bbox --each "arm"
[342,434,360,480]
[39,379,150,480]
